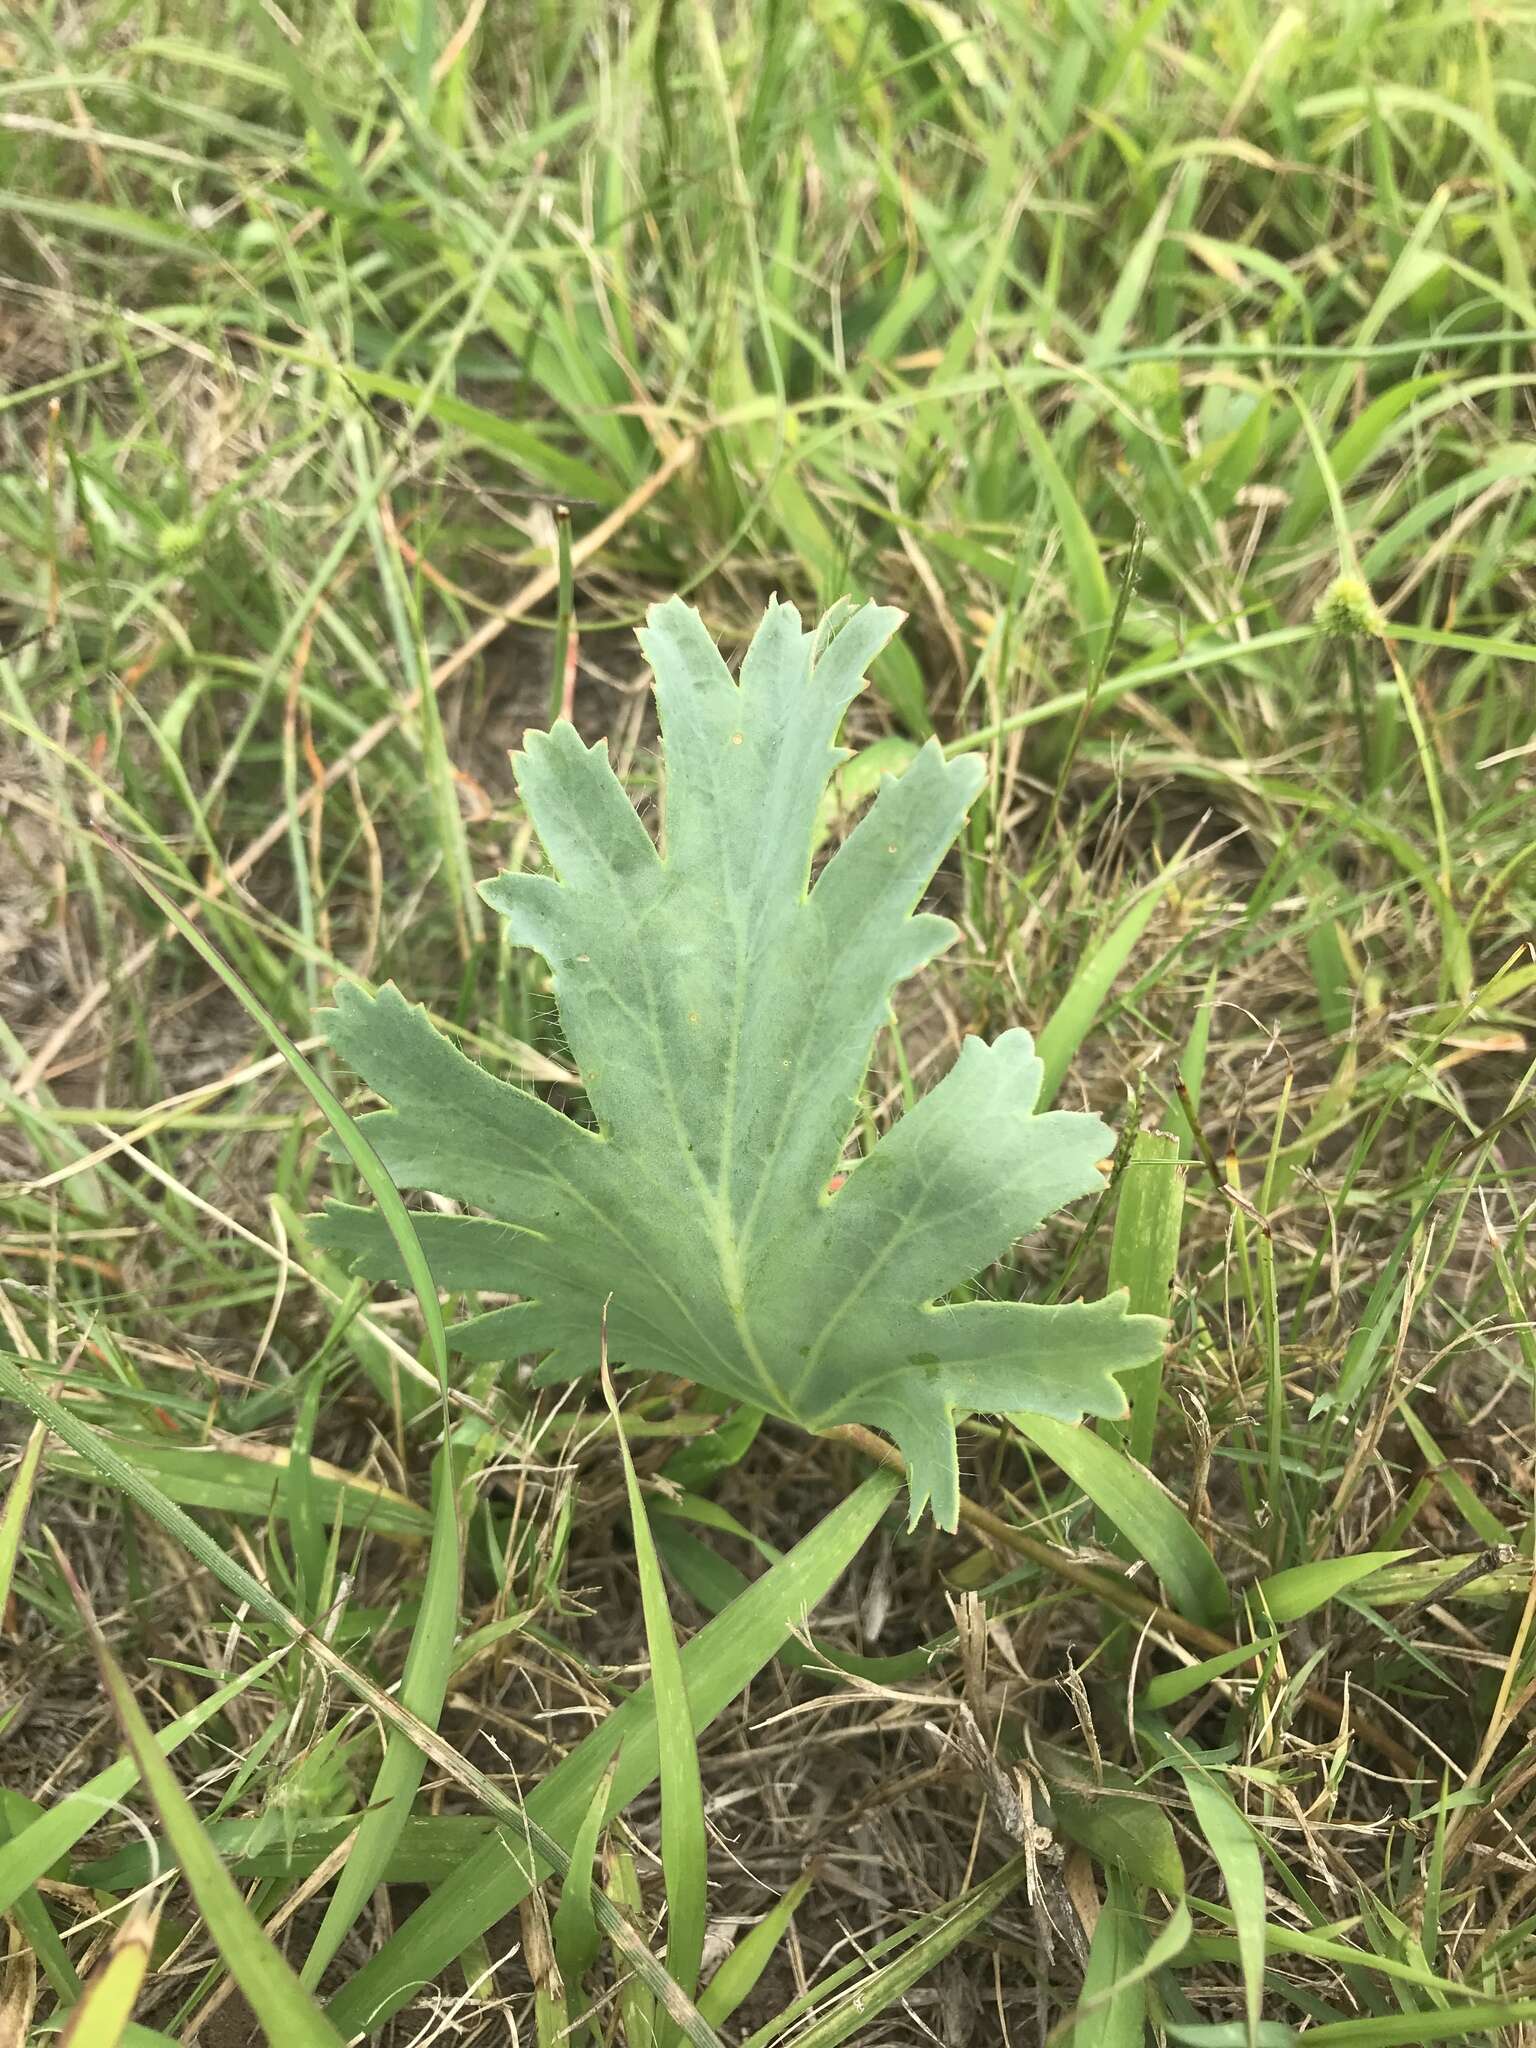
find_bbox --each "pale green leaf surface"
[315,598,1161,1529]
[1035,1740,1185,1897]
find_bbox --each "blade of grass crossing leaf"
[604,1362,708,2030]
[0,1350,730,2048]
[97,843,450,1399]
[61,1572,345,2047]
[1179,1767,1266,2048]
[1012,1410,1227,1627]
[1104,1131,1184,1464]
[696,1865,814,2028]
[300,1445,466,1987]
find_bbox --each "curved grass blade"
[0,1422,44,1623]
[551,1756,620,1986]
[1032,863,1187,1109]
[97,836,450,1399]
[326,1470,899,2036]
[604,1360,708,2032]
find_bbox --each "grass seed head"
[1313,573,1384,641]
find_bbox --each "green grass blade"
[299,1447,467,1987]
[1013,395,1112,670]
[1033,865,1185,1108]
[1176,1765,1266,2048]
[97,840,451,1399]
[0,1351,735,2048]
[604,1364,708,2027]
[1104,1130,1185,1465]
[0,1421,44,1621]
[696,1865,814,2028]
[551,1757,619,1985]
[325,1471,899,2035]
[1012,1410,1227,1627]
[1256,1550,1416,1626]
[1069,1869,1148,2048]
[753,1854,1031,2048]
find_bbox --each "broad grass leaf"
[1068,1869,1148,2048]
[1034,1740,1185,1897]
[1012,1410,1226,1627]
[1255,1550,1416,1625]
[315,598,1161,1529]
[1178,1767,1267,2048]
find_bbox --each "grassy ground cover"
[2,2,1535,2042]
